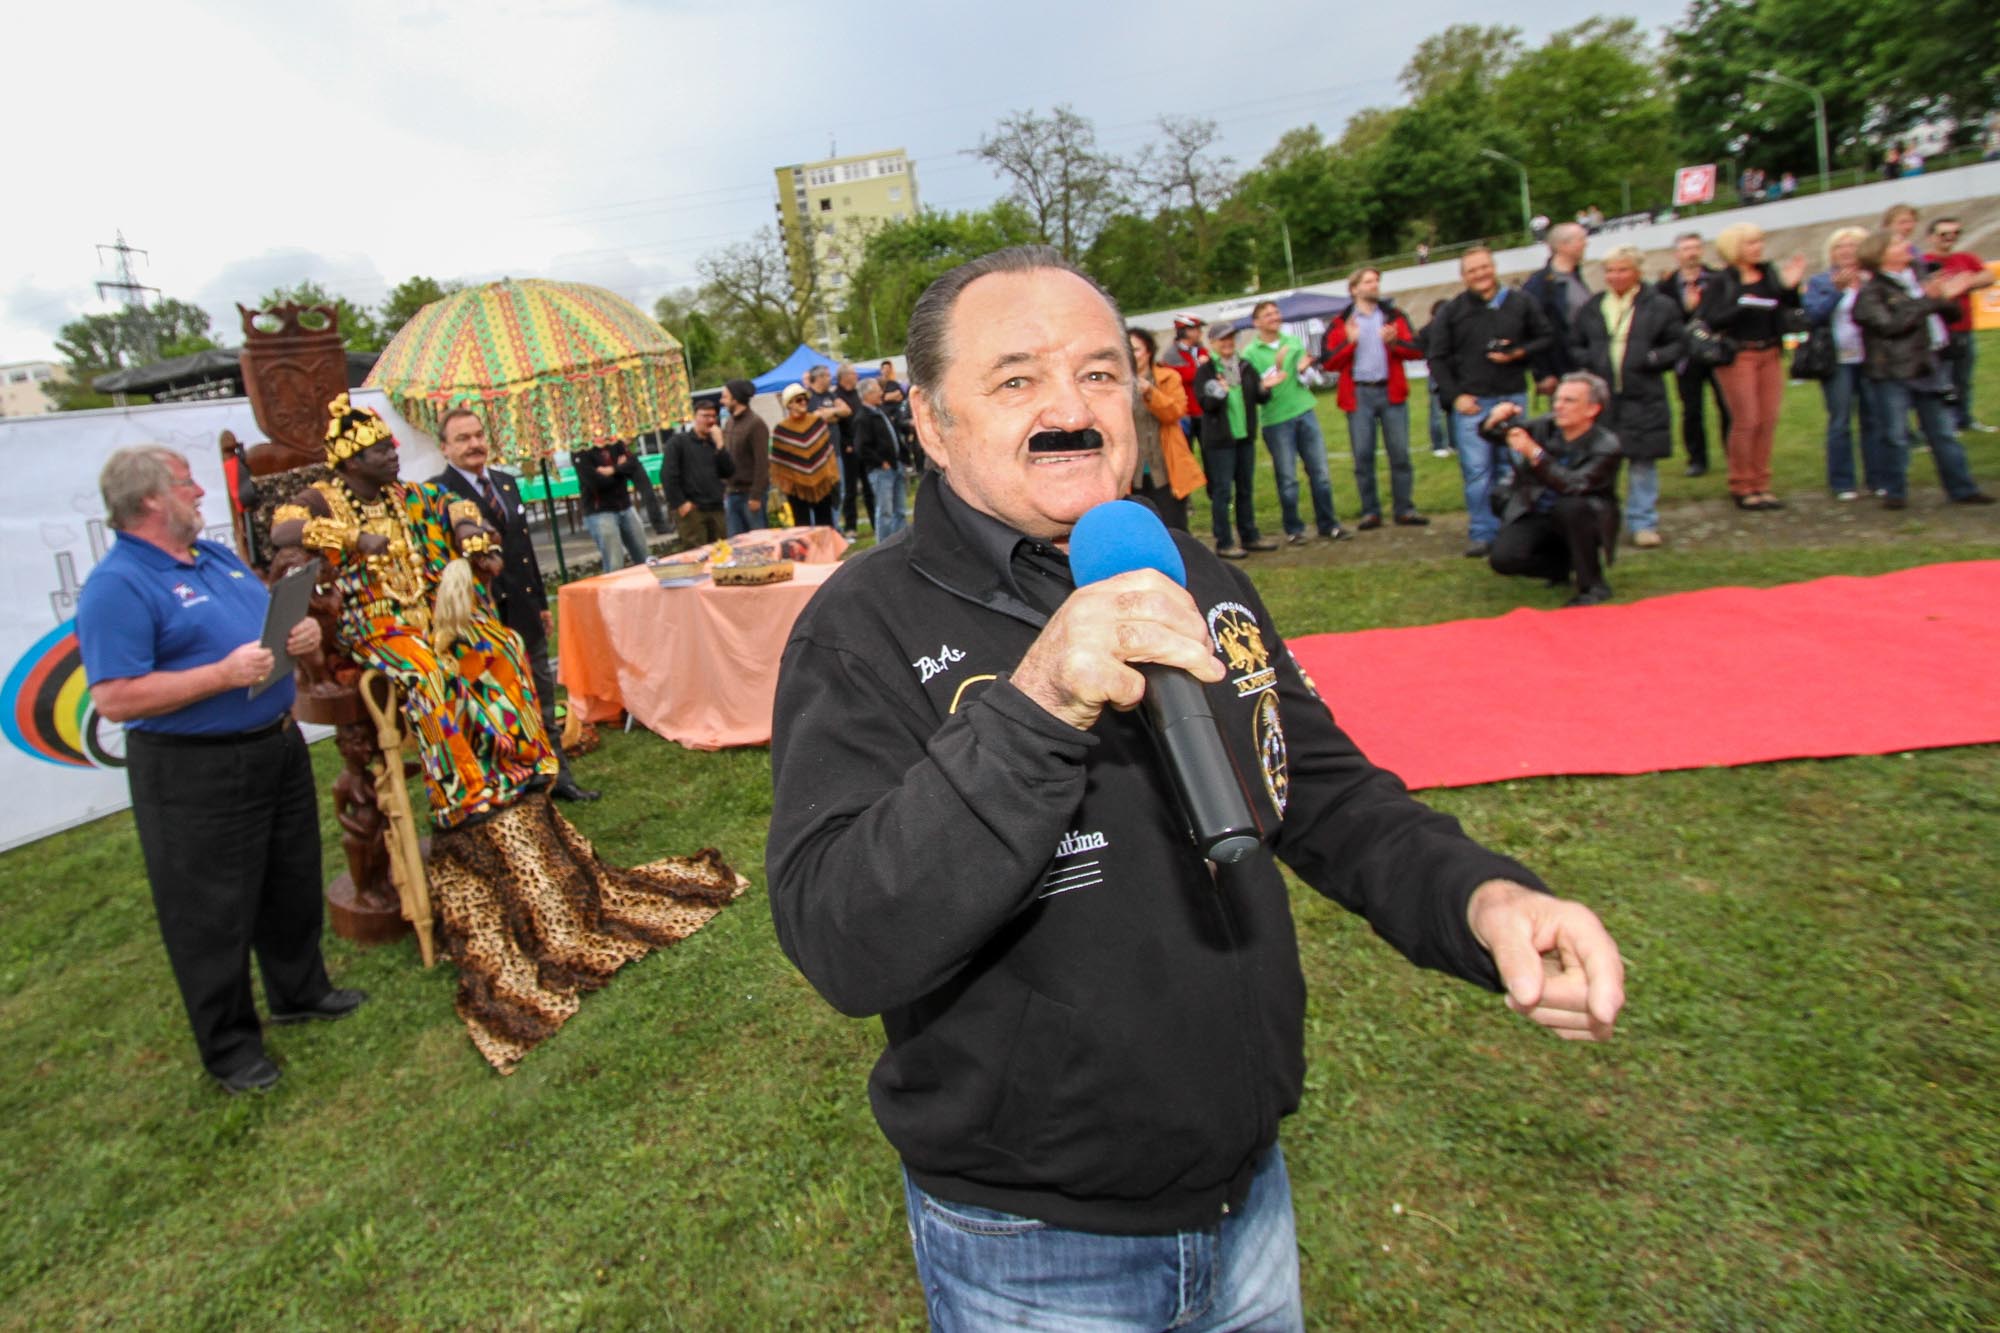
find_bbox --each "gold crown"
[325,392,394,463]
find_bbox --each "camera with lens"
[1486,338,1514,354]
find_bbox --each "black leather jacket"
[1852,272,1956,383]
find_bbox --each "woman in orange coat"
[1127,326,1206,531]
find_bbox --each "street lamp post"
[1478,148,1532,239]
[1752,69,1829,194]
[1254,203,1297,289]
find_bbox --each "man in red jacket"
[1156,313,1209,440]
[1322,267,1429,528]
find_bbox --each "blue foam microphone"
[1069,501,1260,865]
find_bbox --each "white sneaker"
[1632,529,1663,548]
[1835,490,1859,501]
[1968,421,1999,434]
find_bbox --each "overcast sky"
[1,0,1691,365]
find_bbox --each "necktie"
[478,471,503,518]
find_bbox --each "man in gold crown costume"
[271,395,741,1073]
[273,394,553,827]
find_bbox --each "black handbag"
[1790,323,1837,381]
[1685,318,1737,369]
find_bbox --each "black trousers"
[518,620,575,785]
[1133,478,1190,532]
[127,722,332,1078]
[1489,497,1610,592]
[839,449,862,530]
[1674,362,1730,468]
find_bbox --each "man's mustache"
[1027,428,1104,454]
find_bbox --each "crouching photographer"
[1480,372,1623,607]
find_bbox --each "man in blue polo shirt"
[77,446,364,1094]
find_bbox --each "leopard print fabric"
[427,795,744,1073]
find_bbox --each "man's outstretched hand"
[1467,880,1625,1041]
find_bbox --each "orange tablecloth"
[557,527,846,749]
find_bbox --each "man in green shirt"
[1239,299,1349,543]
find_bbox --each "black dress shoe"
[1952,491,1997,505]
[1684,463,1708,477]
[552,779,602,802]
[216,1057,282,1094]
[269,988,367,1025]
[1564,583,1614,607]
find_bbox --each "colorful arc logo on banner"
[0,620,123,769]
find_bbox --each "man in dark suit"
[429,407,599,802]
[1655,233,1731,476]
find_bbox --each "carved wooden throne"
[225,303,434,961]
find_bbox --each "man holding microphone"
[768,248,1624,1327]
[78,447,362,1095]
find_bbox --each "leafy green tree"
[47,299,217,409]
[1362,72,1527,251]
[1229,126,1374,285]
[1400,24,1525,100]
[1667,0,1997,176]
[693,226,819,378]
[1494,19,1675,219]
[838,203,1044,354]
[378,276,461,343]
[652,289,723,383]
[252,280,384,353]
[973,105,1126,261]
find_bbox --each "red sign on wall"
[1674,165,1718,206]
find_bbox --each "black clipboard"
[250,558,322,699]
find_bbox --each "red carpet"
[1289,561,2000,790]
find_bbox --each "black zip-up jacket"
[1191,355,1269,450]
[660,427,733,510]
[1852,272,1956,383]
[767,472,1546,1235]
[1426,286,1554,407]
[573,443,650,515]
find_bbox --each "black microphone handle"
[1138,665,1262,865]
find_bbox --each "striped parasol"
[364,278,691,464]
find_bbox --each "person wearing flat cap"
[1157,312,1210,441]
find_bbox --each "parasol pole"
[538,457,569,582]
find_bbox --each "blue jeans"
[1261,411,1338,536]
[1427,382,1452,453]
[1625,458,1659,535]
[1820,362,1884,494]
[724,493,763,536]
[1347,383,1414,518]
[1452,393,1526,544]
[903,1146,1302,1331]
[1863,378,1983,501]
[583,507,647,571]
[867,465,906,539]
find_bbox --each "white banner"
[0,391,442,852]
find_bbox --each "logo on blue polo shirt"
[171,582,209,608]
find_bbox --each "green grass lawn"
[2,340,1997,1330]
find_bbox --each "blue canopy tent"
[751,344,881,396]
[1208,290,1350,334]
